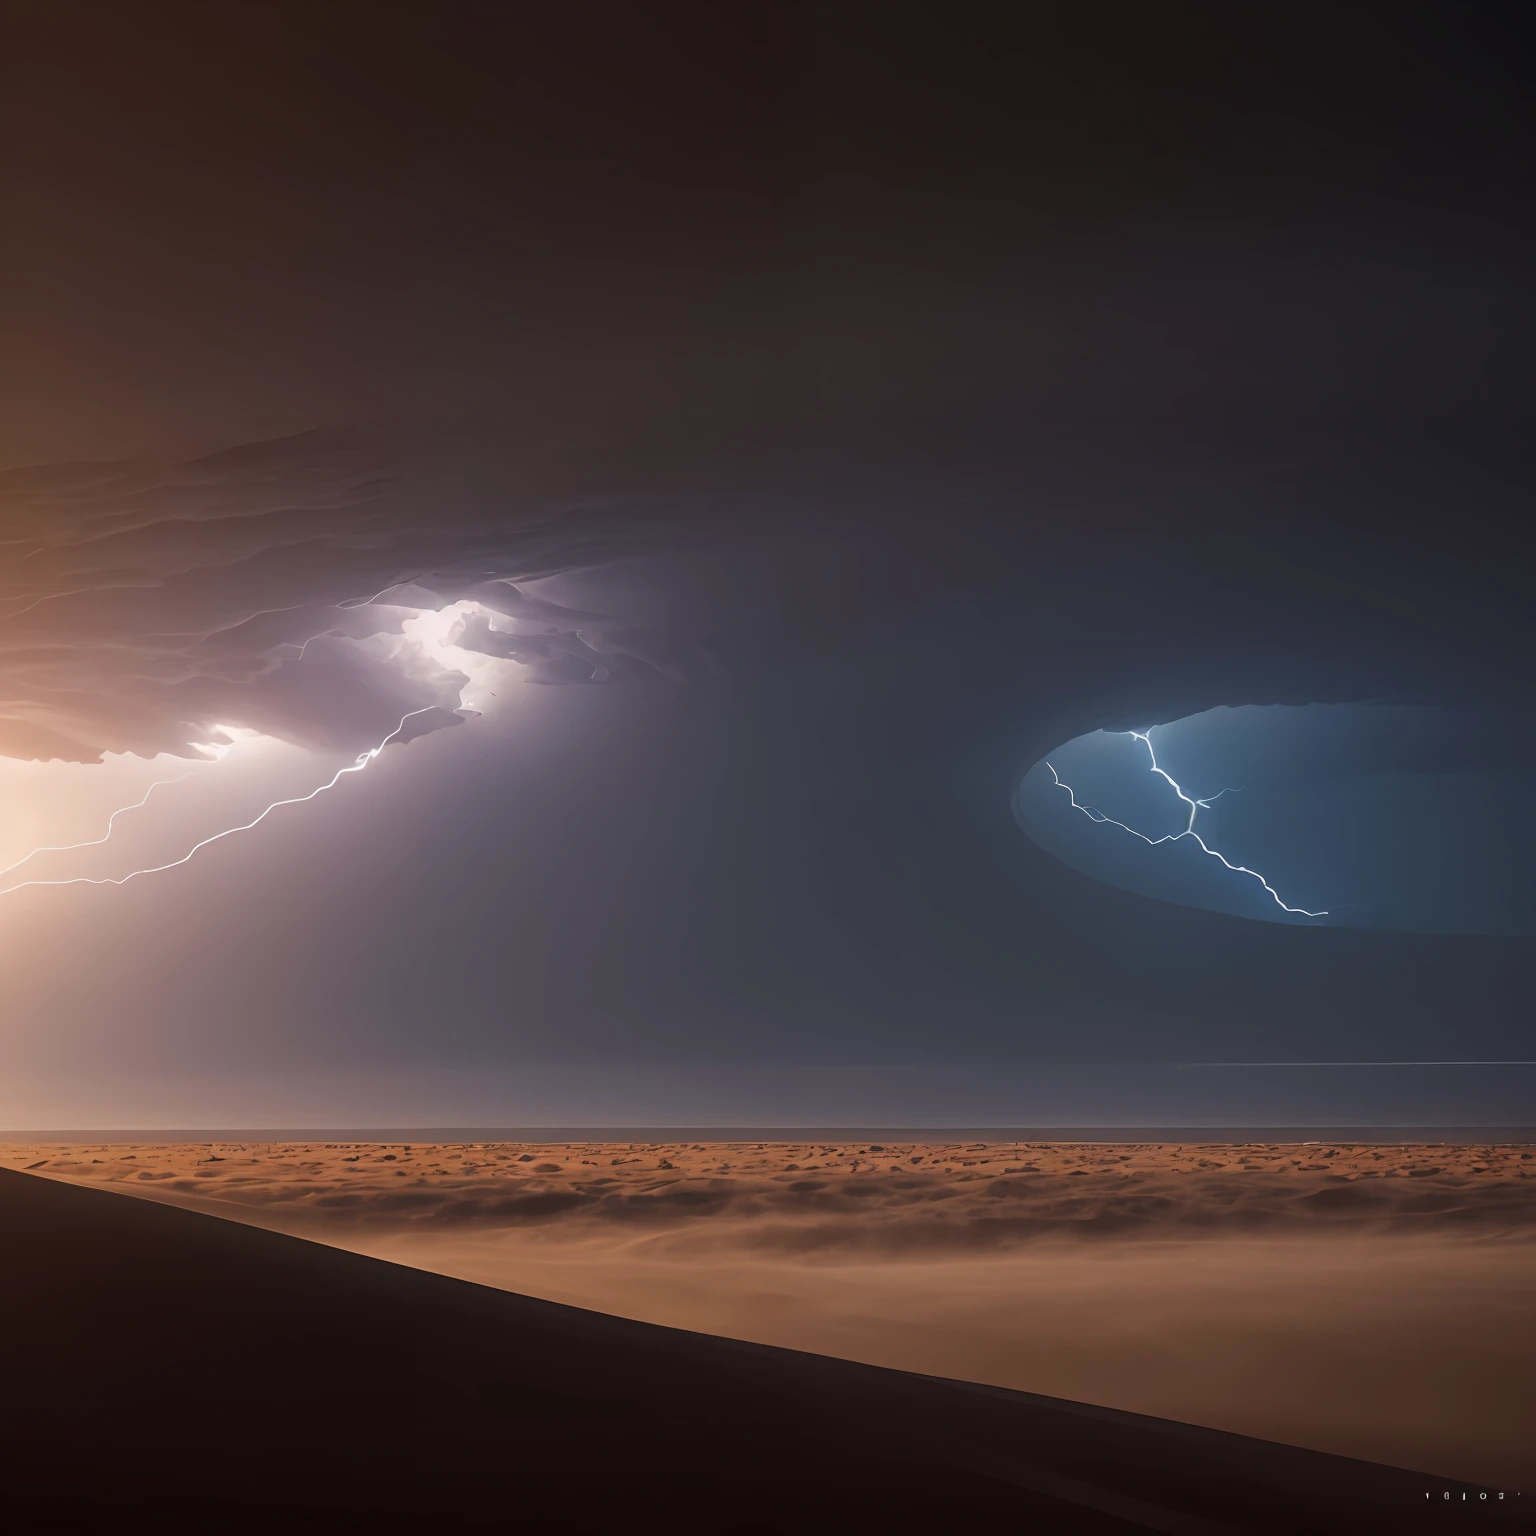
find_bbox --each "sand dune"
[15,1140,1536,1491]
[14,1137,1534,1245]
[1,1165,1518,1531]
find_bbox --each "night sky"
[2,4,1532,1125]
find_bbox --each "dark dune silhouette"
[1,1169,1517,1532]
[17,1140,1536,1486]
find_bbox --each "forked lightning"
[1046,727,1326,917]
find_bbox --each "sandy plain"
[17,1138,1536,1489]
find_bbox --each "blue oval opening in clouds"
[1014,703,1536,935]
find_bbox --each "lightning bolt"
[338,580,419,610]
[0,708,435,899]
[0,772,194,880]
[1046,727,1327,917]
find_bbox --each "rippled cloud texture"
[0,431,694,766]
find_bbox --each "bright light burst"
[0,598,516,903]
[399,600,498,710]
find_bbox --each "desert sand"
[2,1165,1517,1532]
[15,1138,1535,1492]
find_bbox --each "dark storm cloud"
[1,1,1532,1094]
[2,423,1534,1076]
[0,431,697,762]
[451,611,717,685]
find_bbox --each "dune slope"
[0,1169,1517,1532]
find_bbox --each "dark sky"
[1,3,1532,1124]
[5,2,1530,465]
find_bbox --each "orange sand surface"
[18,1138,1536,1488]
